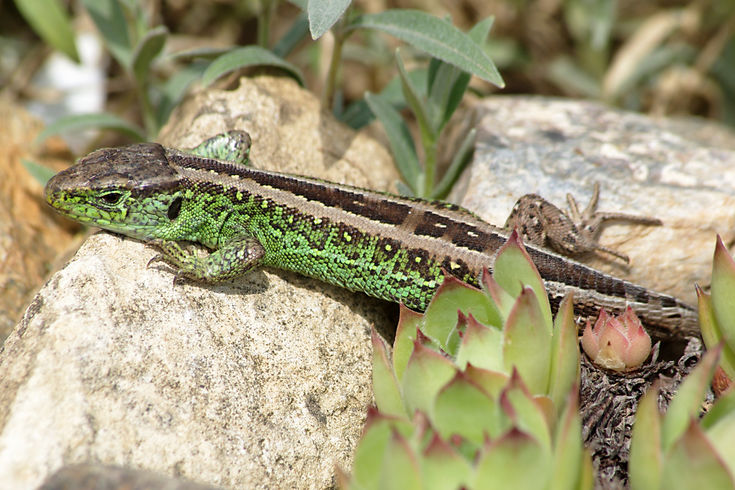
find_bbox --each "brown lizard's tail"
[529,247,699,341]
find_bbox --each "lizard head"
[45,142,186,241]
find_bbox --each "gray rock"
[0,76,396,490]
[454,96,735,304]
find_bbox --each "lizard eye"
[167,196,183,220]
[99,191,124,206]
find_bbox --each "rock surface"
[0,76,397,490]
[454,96,735,305]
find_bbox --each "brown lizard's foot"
[504,182,662,262]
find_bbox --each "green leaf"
[82,0,133,68]
[494,231,553,333]
[502,373,552,450]
[401,342,457,418]
[503,288,552,395]
[480,270,516,320]
[550,387,586,490]
[341,69,428,129]
[132,25,168,88]
[712,235,735,355]
[455,315,504,372]
[421,435,472,490]
[155,61,208,128]
[422,275,500,356]
[629,384,663,490]
[35,113,146,145]
[464,365,509,400]
[432,128,475,200]
[201,46,305,87]
[378,429,422,490]
[548,294,580,409]
[660,419,735,490]
[662,347,720,452]
[395,49,435,143]
[14,0,79,62]
[273,12,310,58]
[364,92,420,192]
[433,372,501,445]
[425,16,493,133]
[371,330,406,418]
[351,413,404,489]
[21,159,57,186]
[347,10,504,87]
[474,428,550,489]
[698,287,735,379]
[702,407,735,477]
[393,305,423,382]
[307,0,351,39]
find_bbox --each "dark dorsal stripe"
[170,151,411,227]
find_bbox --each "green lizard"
[44,131,698,340]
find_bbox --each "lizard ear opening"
[168,196,183,220]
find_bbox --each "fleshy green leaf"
[455,314,504,372]
[503,288,552,395]
[35,113,146,145]
[501,372,552,451]
[82,0,132,68]
[712,235,735,355]
[550,386,586,490]
[702,382,735,430]
[702,405,735,475]
[480,269,516,320]
[131,25,168,88]
[433,371,501,445]
[393,305,423,382]
[364,92,420,191]
[401,341,457,417]
[629,384,663,490]
[660,419,735,490]
[351,412,411,489]
[371,329,406,418]
[698,286,735,379]
[307,0,351,39]
[548,294,580,409]
[378,429,422,490]
[14,0,79,62]
[422,274,500,356]
[347,10,504,87]
[421,435,471,490]
[464,364,509,400]
[662,347,720,451]
[494,230,553,333]
[473,428,551,489]
[201,46,305,87]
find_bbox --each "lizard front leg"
[504,183,662,262]
[148,236,266,282]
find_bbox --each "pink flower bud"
[581,307,652,371]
